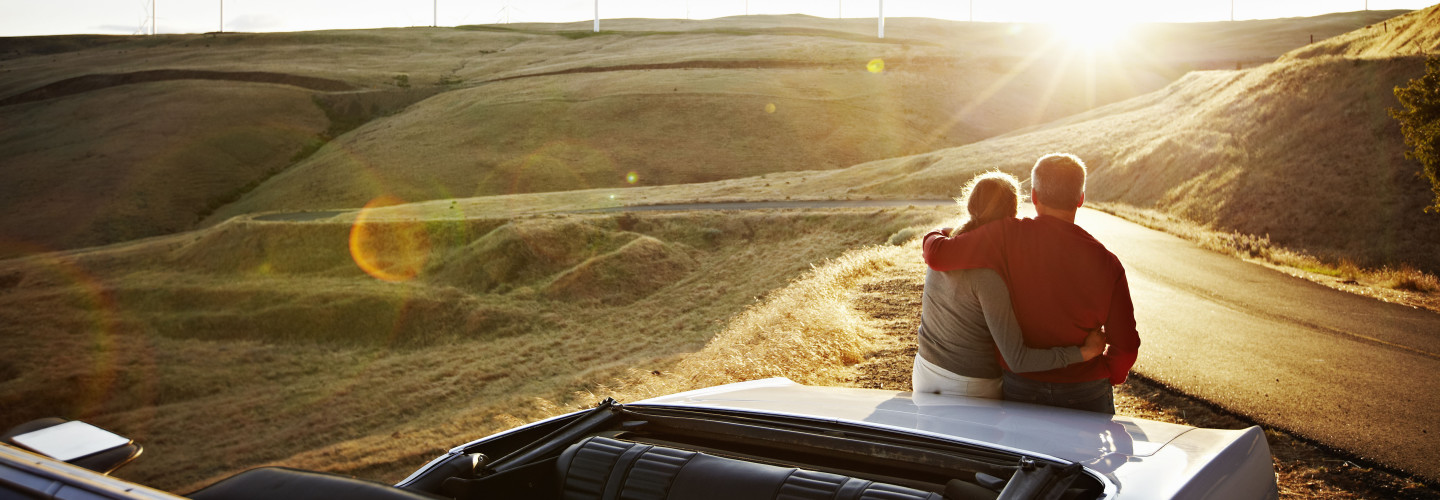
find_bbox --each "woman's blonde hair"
[954,171,1021,235]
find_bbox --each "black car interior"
[1,400,1101,500]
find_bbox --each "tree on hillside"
[1391,56,1440,213]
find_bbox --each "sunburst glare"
[1050,18,1133,51]
[1030,0,1141,52]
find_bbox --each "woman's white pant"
[911,355,1002,399]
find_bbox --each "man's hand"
[1080,327,1108,361]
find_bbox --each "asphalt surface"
[249,200,952,222]
[573,200,953,213]
[1073,208,1440,483]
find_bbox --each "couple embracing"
[914,153,1140,414]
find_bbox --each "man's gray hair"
[1030,153,1087,209]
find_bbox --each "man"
[921,153,1139,414]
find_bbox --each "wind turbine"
[495,2,513,24]
[594,0,599,32]
[877,0,884,38]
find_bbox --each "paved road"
[1073,208,1440,482]
[573,200,952,213]
[250,200,953,222]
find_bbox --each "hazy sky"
[0,0,1434,37]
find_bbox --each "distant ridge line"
[0,69,357,106]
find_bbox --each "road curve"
[1075,209,1440,483]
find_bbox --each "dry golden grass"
[0,29,524,94]
[628,244,899,391]
[210,10,1403,219]
[1,12,1399,254]
[1281,4,1440,61]
[202,40,1144,218]
[240,229,931,491]
[0,81,327,256]
[0,205,951,491]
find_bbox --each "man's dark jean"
[1001,371,1115,414]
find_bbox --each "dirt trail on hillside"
[0,69,357,106]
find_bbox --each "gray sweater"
[917,268,1082,379]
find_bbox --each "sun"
[1050,18,1134,51]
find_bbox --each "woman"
[913,171,1105,398]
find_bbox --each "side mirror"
[3,418,142,475]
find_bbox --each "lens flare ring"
[349,195,432,283]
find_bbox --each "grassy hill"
[204,11,1408,219]
[0,203,944,489]
[2,7,1438,494]
[744,5,1440,273]
[0,82,328,253]
[1280,5,1440,60]
[0,12,1403,255]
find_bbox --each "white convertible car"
[1,378,1278,499]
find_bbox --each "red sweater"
[922,215,1139,385]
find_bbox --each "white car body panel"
[634,378,1279,500]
